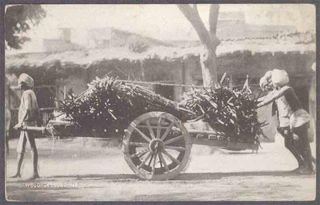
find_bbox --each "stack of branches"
[59,76,189,137]
[180,85,266,144]
[59,75,265,143]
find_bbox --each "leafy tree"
[5,5,46,49]
[178,4,220,87]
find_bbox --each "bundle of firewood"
[59,76,187,137]
[60,76,265,142]
[180,86,266,143]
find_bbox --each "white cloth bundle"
[290,109,311,128]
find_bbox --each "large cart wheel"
[123,111,192,180]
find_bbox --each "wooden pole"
[64,85,66,99]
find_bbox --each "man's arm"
[18,110,30,125]
[5,108,11,131]
[15,92,32,129]
[257,86,292,108]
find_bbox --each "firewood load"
[179,85,266,144]
[59,76,265,143]
[59,76,192,138]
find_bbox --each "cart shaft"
[20,126,47,134]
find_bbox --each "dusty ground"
[5,135,317,202]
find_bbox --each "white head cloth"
[271,69,289,87]
[18,73,34,88]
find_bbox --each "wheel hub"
[149,139,164,153]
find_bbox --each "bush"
[128,38,149,53]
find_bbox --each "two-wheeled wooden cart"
[23,79,259,180]
[25,110,258,181]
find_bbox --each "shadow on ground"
[20,170,301,182]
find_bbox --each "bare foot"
[10,173,21,178]
[296,166,314,175]
[28,173,40,180]
[290,167,301,173]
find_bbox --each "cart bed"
[184,120,259,152]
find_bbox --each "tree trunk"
[177,4,220,87]
[200,47,218,86]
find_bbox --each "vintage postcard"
[4,3,316,201]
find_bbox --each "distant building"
[43,28,83,52]
[171,12,297,47]
[43,12,298,53]
[87,28,112,48]
[217,12,296,40]
[43,27,171,52]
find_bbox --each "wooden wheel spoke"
[145,119,156,139]
[164,135,184,145]
[133,126,151,142]
[163,150,180,165]
[165,145,186,152]
[160,122,175,141]
[156,117,163,139]
[151,153,157,176]
[138,152,152,169]
[130,149,148,158]
[159,154,163,168]
[159,152,169,172]
[148,154,154,167]
[129,142,149,147]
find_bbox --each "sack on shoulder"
[290,109,310,128]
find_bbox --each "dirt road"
[5,137,316,201]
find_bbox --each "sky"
[6,4,316,53]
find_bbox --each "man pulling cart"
[11,73,40,179]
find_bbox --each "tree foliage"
[5,5,46,49]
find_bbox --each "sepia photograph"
[4,3,317,201]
